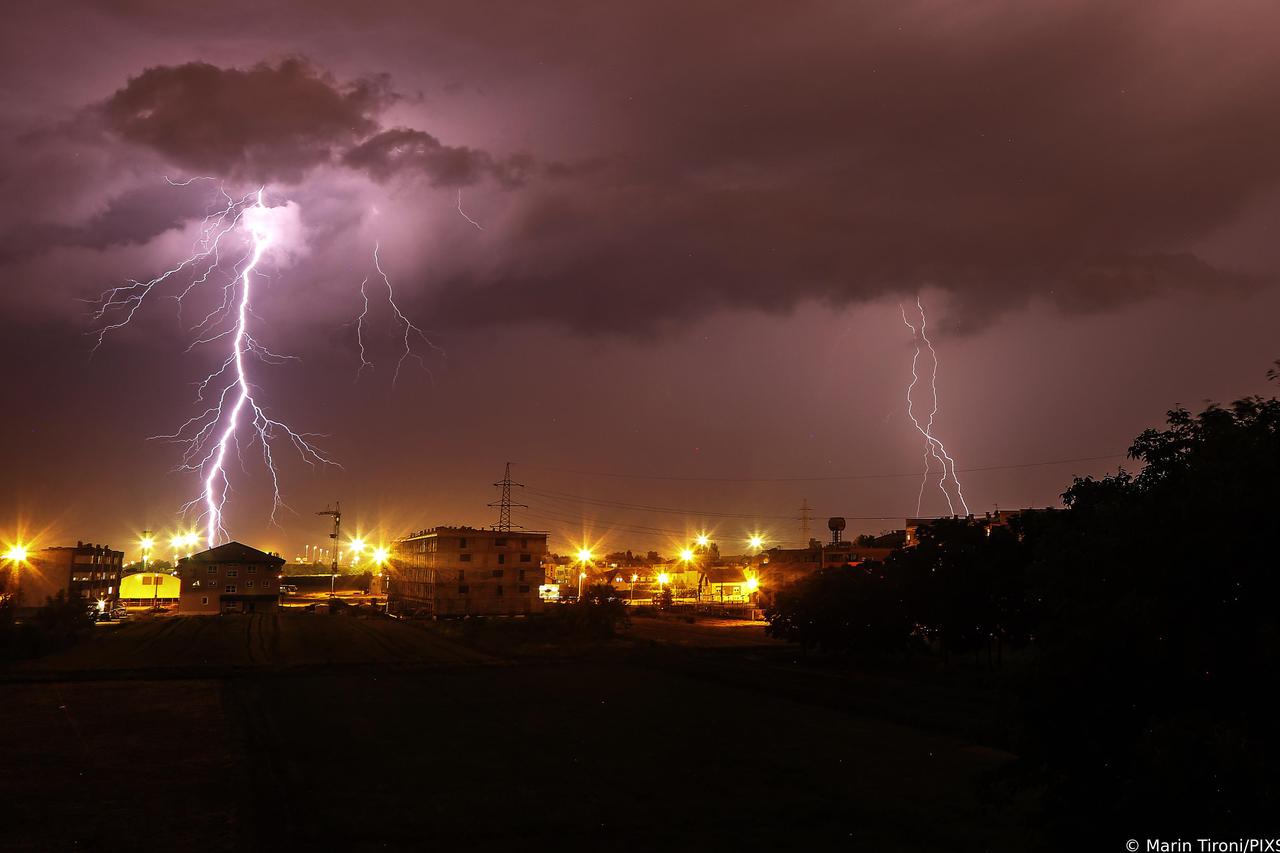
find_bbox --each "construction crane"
[316,502,341,596]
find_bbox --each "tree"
[1023,396,1280,837]
[765,563,918,656]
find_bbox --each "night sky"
[3,0,1278,558]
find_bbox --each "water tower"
[827,516,846,546]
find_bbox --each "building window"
[495,585,504,597]
[247,580,255,588]
[458,569,465,581]
[520,539,528,548]
[201,597,209,605]
[494,538,507,547]
[458,585,470,594]
[142,576,153,585]
[518,569,526,582]
[491,569,503,578]
[247,566,257,574]
[207,566,217,575]
[458,538,468,549]
[519,554,531,562]
[226,569,238,578]
[225,585,237,594]
[497,553,506,565]
[518,585,530,594]
[460,554,471,562]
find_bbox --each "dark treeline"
[767,394,1280,837]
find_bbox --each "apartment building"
[387,526,547,617]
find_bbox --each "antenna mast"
[316,501,341,595]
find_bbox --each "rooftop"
[179,542,285,566]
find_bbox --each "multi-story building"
[177,542,284,614]
[386,526,547,617]
[13,542,124,611]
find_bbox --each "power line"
[516,453,1129,484]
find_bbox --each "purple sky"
[2,0,1278,560]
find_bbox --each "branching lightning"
[360,241,443,387]
[91,183,338,548]
[901,297,969,517]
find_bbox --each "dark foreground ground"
[1,613,1039,852]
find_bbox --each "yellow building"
[119,572,181,606]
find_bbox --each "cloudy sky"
[2,0,1278,558]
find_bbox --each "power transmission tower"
[489,462,527,531]
[316,501,341,595]
[798,498,813,545]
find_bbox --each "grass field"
[1,613,1040,851]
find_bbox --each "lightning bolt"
[91,182,337,548]
[456,188,484,231]
[901,297,969,517]
[360,241,443,387]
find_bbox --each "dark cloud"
[342,128,531,188]
[0,181,209,263]
[101,58,389,183]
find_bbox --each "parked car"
[280,584,299,595]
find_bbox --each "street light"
[747,533,765,552]
[139,532,154,569]
[3,543,29,563]
[695,533,710,548]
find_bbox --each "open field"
[10,612,490,676]
[1,614,1039,851]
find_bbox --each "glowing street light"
[746,533,765,552]
[576,548,593,564]
[3,543,29,563]
[745,576,760,592]
[139,531,154,568]
[679,548,695,563]
[656,572,670,586]
[371,546,390,566]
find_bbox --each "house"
[386,526,548,617]
[177,542,284,614]
[697,566,759,605]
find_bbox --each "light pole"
[576,548,593,602]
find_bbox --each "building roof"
[400,526,550,540]
[180,541,284,566]
[701,567,749,584]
